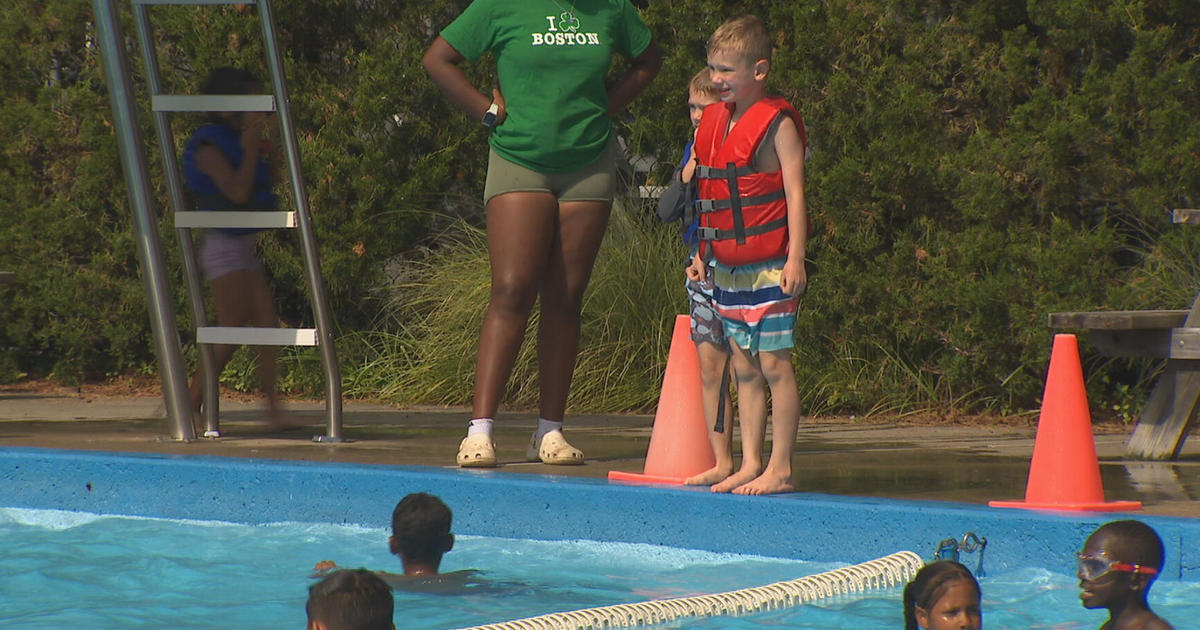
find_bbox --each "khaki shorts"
[484,136,618,205]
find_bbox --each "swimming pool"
[2,508,847,628]
[4,508,1199,629]
[2,447,1198,627]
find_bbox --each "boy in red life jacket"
[686,14,808,495]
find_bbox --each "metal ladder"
[91,0,343,441]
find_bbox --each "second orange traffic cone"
[609,314,716,485]
[990,334,1141,512]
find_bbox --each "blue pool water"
[5,508,1199,630]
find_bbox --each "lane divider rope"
[453,550,924,630]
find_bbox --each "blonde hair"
[707,14,772,66]
[688,68,719,99]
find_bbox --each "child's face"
[1077,532,1140,610]
[915,580,981,630]
[707,49,766,106]
[687,89,719,129]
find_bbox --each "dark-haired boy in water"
[314,493,479,592]
[1077,520,1174,630]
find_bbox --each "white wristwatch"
[481,102,499,128]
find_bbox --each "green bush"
[0,1,480,383]
[3,1,1200,416]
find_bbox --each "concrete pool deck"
[1,386,1198,518]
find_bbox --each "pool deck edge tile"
[3,446,1199,581]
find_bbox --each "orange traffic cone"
[609,314,716,485]
[990,334,1142,512]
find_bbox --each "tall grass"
[344,198,686,412]
[343,202,1039,417]
[341,200,1199,418]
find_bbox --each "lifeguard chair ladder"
[91,0,343,441]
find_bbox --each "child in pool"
[903,560,982,630]
[1078,520,1174,630]
[313,493,480,591]
[306,568,395,630]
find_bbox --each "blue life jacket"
[679,141,701,251]
[181,123,276,235]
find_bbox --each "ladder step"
[637,185,666,199]
[197,327,318,346]
[134,0,260,5]
[1172,208,1200,225]
[174,211,296,229]
[152,94,275,113]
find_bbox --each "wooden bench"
[1048,208,1200,460]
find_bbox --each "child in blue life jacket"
[181,66,299,432]
[657,69,738,487]
[687,15,809,495]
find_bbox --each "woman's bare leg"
[535,200,611,421]
[471,192,560,420]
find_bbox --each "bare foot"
[711,466,761,493]
[683,465,734,487]
[732,470,795,496]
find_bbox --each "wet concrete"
[1,389,1197,517]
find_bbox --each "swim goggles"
[1076,552,1159,581]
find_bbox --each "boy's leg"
[684,272,736,485]
[733,348,799,496]
[712,343,767,493]
[684,340,735,486]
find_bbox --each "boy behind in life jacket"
[656,69,738,487]
[686,14,808,495]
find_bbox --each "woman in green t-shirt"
[423,0,660,468]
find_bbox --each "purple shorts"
[200,231,261,281]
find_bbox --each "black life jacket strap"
[694,189,785,213]
[723,161,748,244]
[695,216,788,243]
[713,351,732,433]
[695,164,756,179]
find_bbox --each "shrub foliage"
[3,1,1199,416]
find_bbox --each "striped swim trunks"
[712,259,800,354]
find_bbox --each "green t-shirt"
[440,0,652,173]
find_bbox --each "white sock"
[467,417,493,437]
[535,418,563,441]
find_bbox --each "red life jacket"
[694,96,805,266]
